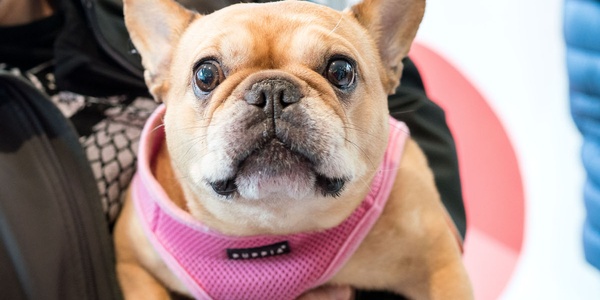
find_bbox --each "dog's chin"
[208,140,345,200]
[232,140,316,200]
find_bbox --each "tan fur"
[0,0,54,26]
[115,0,472,299]
[328,139,471,298]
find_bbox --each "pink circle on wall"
[410,43,525,300]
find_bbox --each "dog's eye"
[193,61,223,93]
[326,59,355,89]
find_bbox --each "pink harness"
[132,105,409,300]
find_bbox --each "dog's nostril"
[210,179,238,197]
[316,175,346,197]
[279,89,296,108]
[245,90,267,108]
[248,92,269,108]
[280,87,301,107]
[259,91,267,107]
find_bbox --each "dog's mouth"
[208,139,346,199]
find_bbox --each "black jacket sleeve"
[0,73,123,300]
[390,57,466,239]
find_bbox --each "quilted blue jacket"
[565,0,600,269]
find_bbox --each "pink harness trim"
[132,105,409,300]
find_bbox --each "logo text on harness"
[227,241,290,260]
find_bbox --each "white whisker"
[328,14,344,36]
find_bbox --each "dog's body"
[114,0,472,299]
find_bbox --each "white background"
[414,0,600,298]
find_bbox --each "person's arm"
[0,72,123,300]
[390,57,467,239]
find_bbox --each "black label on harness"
[227,241,290,260]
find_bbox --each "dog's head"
[124,0,424,235]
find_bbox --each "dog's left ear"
[348,0,425,94]
[123,0,198,101]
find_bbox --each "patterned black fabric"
[81,97,157,223]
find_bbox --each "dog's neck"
[151,140,188,211]
[151,139,374,236]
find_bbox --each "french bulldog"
[113,0,473,299]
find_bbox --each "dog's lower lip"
[210,179,238,196]
[235,139,313,173]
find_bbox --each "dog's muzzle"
[207,78,346,198]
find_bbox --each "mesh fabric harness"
[132,104,409,299]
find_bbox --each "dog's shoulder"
[329,138,462,296]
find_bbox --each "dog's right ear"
[349,0,425,94]
[124,0,198,101]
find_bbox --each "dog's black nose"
[244,79,302,113]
